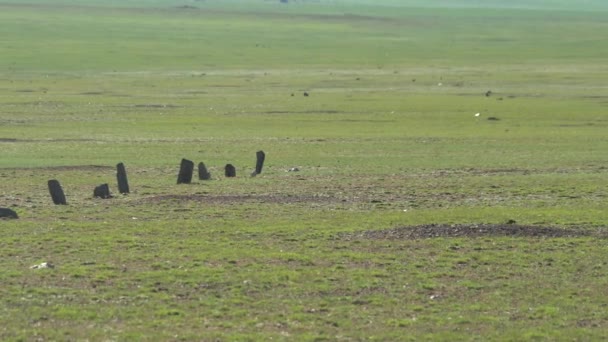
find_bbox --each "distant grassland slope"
[2,0,608,11]
[331,0,608,11]
[1,0,607,73]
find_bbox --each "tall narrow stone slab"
[225,164,236,178]
[177,158,194,184]
[116,162,130,194]
[93,183,112,199]
[255,150,266,175]
[198,162,211,180]
[48,180,67,205]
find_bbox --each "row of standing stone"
[177,151,265,183]
[48,161,130,205]
[46,151,266,205]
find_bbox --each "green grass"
[1,0,608,340]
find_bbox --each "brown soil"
[142,194,337,205]
[342,224,605,240]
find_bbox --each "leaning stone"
[48,179,67,205]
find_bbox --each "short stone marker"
[198,162,211,180]
[48,179,67,205]
[255,150,266,175]
[116,162,130,194]
[0,208,18,219]
[225,164,236,177]
[177,158,194,184]
[94,183,112,199]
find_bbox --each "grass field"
[1,0,608,340]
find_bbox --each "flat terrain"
[1,0,608,340]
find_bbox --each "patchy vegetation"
[1,0,607,340]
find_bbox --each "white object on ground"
[30,262,55,269]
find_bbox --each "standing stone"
[198,162,211,180]
[225,164,236,177]
[93,184,112,199]
[255,150,266,175]
[177,158,194,184]
[0,208,18,219]
[116,162,130,194]
[48,180,67,205]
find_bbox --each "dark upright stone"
[48,180,67,205]
[225,164,236,177]
[93,183,112,199]
[177,158,194,184]
[255,150,266,175]
[116,162,130,194]
[0,208,18,219]
[198,162,211,180]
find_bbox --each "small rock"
[0,208,19,219]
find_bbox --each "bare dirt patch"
[263,110,342,114]
[0,138,96,143]
[141,194,337,205]
[342,224,606,240]
[1,164,113,172]
[79,91,106,95]
[133,104,180,109]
